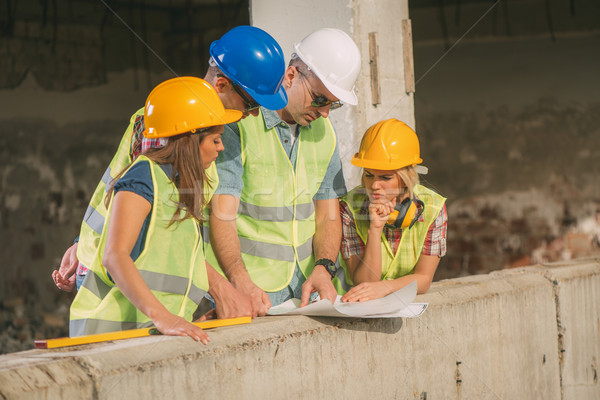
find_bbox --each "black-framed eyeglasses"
[218,74,260,112]
[297,70,343,110]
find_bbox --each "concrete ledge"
[495,258,600,399]
[1,260,599,399]
[538,258,599,399]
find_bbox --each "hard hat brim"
[351,155,424,171]
[331,87,358,106]
[142,109,242,138]
[220,109,244,125]
[245,84,288,110]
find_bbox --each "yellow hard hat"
[143,77,242,138]
[351,119,423,170]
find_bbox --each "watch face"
[316,259,337,278]
[324,261,337,278]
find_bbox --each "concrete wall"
[410,0,600,276]
[1,260,598,399]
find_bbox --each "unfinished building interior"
[0,0,599,398]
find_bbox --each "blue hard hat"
[210,26,288,110]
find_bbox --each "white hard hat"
[293,28,361,105]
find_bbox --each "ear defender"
[386,197,425,229]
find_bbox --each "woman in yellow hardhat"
[68,77,242,342]
[337,118,447,302]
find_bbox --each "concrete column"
[250,0,415,188]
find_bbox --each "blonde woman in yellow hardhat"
[335,119,448,302]
[67,77,241,341]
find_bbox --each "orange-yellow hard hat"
[351,118,422,170]
[143,77,242,138]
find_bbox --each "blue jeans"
[75,273,86,291]
[267,265,318,306]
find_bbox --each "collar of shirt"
[261,107,312,163]
[261,107,313,131]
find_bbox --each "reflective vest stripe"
[70,318,153,337]
[138,270,207,303]
[202,225,210,244]
[294,202,316,220]
[239,236,294,262]
[81,157,119,236]
[81,270,112,299]
[296,239,313,261]
[239,236,313,262]
[238,201,315,221]
[83,205,105,235]
[80,261,208,305]
[101,166,112,190]
[187,281,207,305]
[204,233,314,264]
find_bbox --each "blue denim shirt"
[214,107,347,199]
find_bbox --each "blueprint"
[267,280,427,318]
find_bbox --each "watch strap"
[315,258,337,279]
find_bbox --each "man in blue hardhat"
[53,26,287,320]
[206,28,362,316]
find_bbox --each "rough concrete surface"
[411,8,600,279]
[543,259,600,399]
[5,262,599,399]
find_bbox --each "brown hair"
[106,127,218,225]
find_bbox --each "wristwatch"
[315,258,337,279]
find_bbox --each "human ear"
[213,76,230,93]
[284,66,297,88]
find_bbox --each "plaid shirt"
[76,114,161,277]
[130,114,162,159]
[340,197,447,260]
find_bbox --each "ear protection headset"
[385,197,425,229]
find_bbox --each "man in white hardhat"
[205,28,362,316]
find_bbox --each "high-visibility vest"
[332,184,446,294]
[76,108,218,269]
[69,156,211,336]
[205,111,336,292]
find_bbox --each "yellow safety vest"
[70,156,211,336]
[205,110,336,292]
[76,108,218,269]
[332,184,446,294]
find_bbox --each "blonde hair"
[395,165,420,199]
[359,165,420,200]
